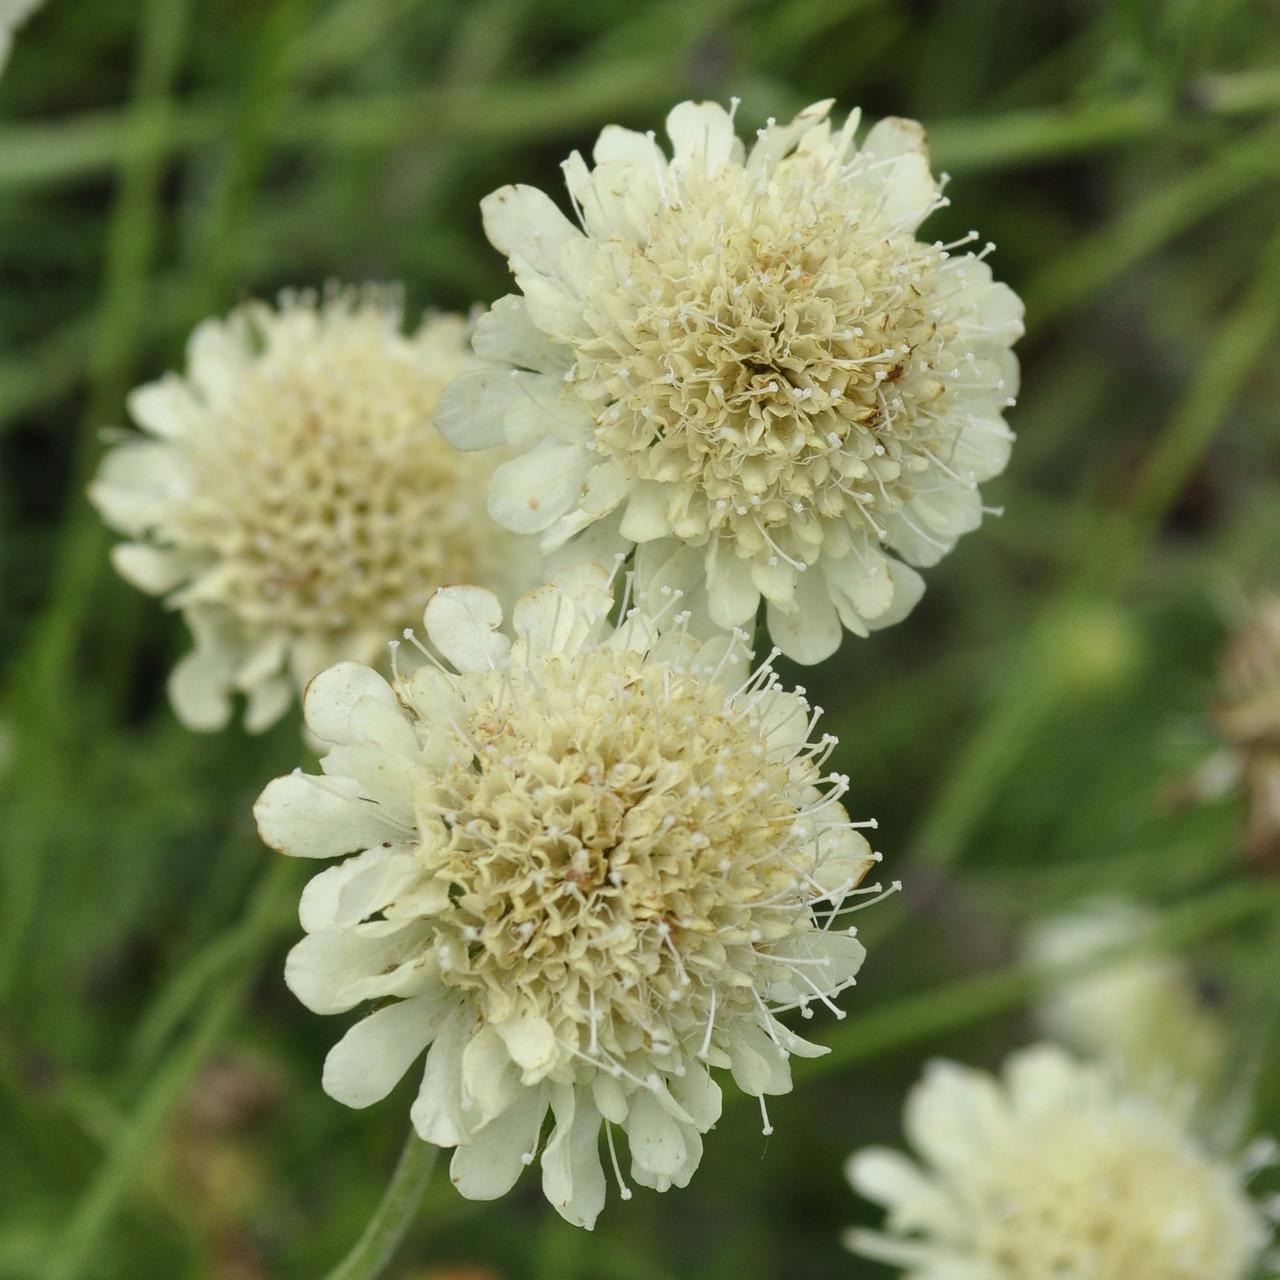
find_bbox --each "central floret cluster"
[255,567,881,1226]
[437,99,1022,663]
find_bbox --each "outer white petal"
[471,295,571,375]
[767,568,841,664]
[904,1059,1008,1176]
[671,1058,722,1132]
[866,559,925,633]
[243,675,293,733]
[747,99,835,173]
[626,1090,688,1179]
[450,1085,548,1200]
[728,1020,792,1096]
[410,1006,474,1147]
[422,585,511,673]
[254,773,407,858]
[705,541,760,629]
[167,642,235,732]
[433,368,519,450]
[298,845,420,932]
[110,543,200,595]
[303,661,401,747]
[126,375,203,440]
[541,1083,606,1229]
[665,100,739,174]
[322,993,448,1108]
[185,313,253,405]
[284,922,432,1015]
[88,442,189,535]
[480,184,591,298]
[460,1024,521,1122]
[487,441,592,535]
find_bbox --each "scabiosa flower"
[254,565,887,1227]
[845,1045,1274,1279]
[436,99,1022,663]
[1024,899,1224,1090]
[89,288,535,732]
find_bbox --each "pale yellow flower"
[846,1045,1272,1279]
[90,288,535,732]
[255,565,887,1226]
[437,99,1022,663]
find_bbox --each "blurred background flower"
[2,1,1280,1278]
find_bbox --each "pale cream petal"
[487,441,592,535]
[767,568,841,664]
[109,543,199,595]
[471,295,571,374]
[625,1089,687,1178]
[410,1006,473,1147]
[705,540,760,629]
[303,661,401,747]
[243,675,293,733]
[450,1085,548,1200]
[284,921,432,1015]
[254,773,408,858]
[541,1083,606,1229]
[298,845,420,932]
[665,100,740,174]
[480,184,591,298]
[167,642,235,732]
[322,994,447,1108]
[422,585,511,673]
[433,368,519,450]
[126,375,203,440]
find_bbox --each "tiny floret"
[437,99,1023,664]
[89,288,534,732]
[254,565,882,1226]
[845,1044,1272,1278]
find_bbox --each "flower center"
[179,344,483,641]
[411,646,841,1068]
[570,159,959,551]
[974,1110,1259,1278]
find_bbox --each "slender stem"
[322,1133,440,1280]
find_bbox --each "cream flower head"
[89,288,535,732]
[254,565,886,1227]
[436,98,1022,663]
[846,1044,1273,1279]
[1024,900,1224,1090]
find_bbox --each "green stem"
[45,858,296,1280]
[322,1132,440,1280]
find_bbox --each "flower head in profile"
[1024,899,1224,1090]
[437,99,1022,663]
[846,1044,1273,1279]
[254,565,885,1226]
[90,288,534,732]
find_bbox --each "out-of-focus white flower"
[846,1044,1273,1279]
[255,565,888,1227]
[0,0,43,74]
[89,289,535,733]
[436,98,1022,664]
[1024,899,1224,1090]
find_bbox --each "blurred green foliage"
[2,0,1279,1277]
